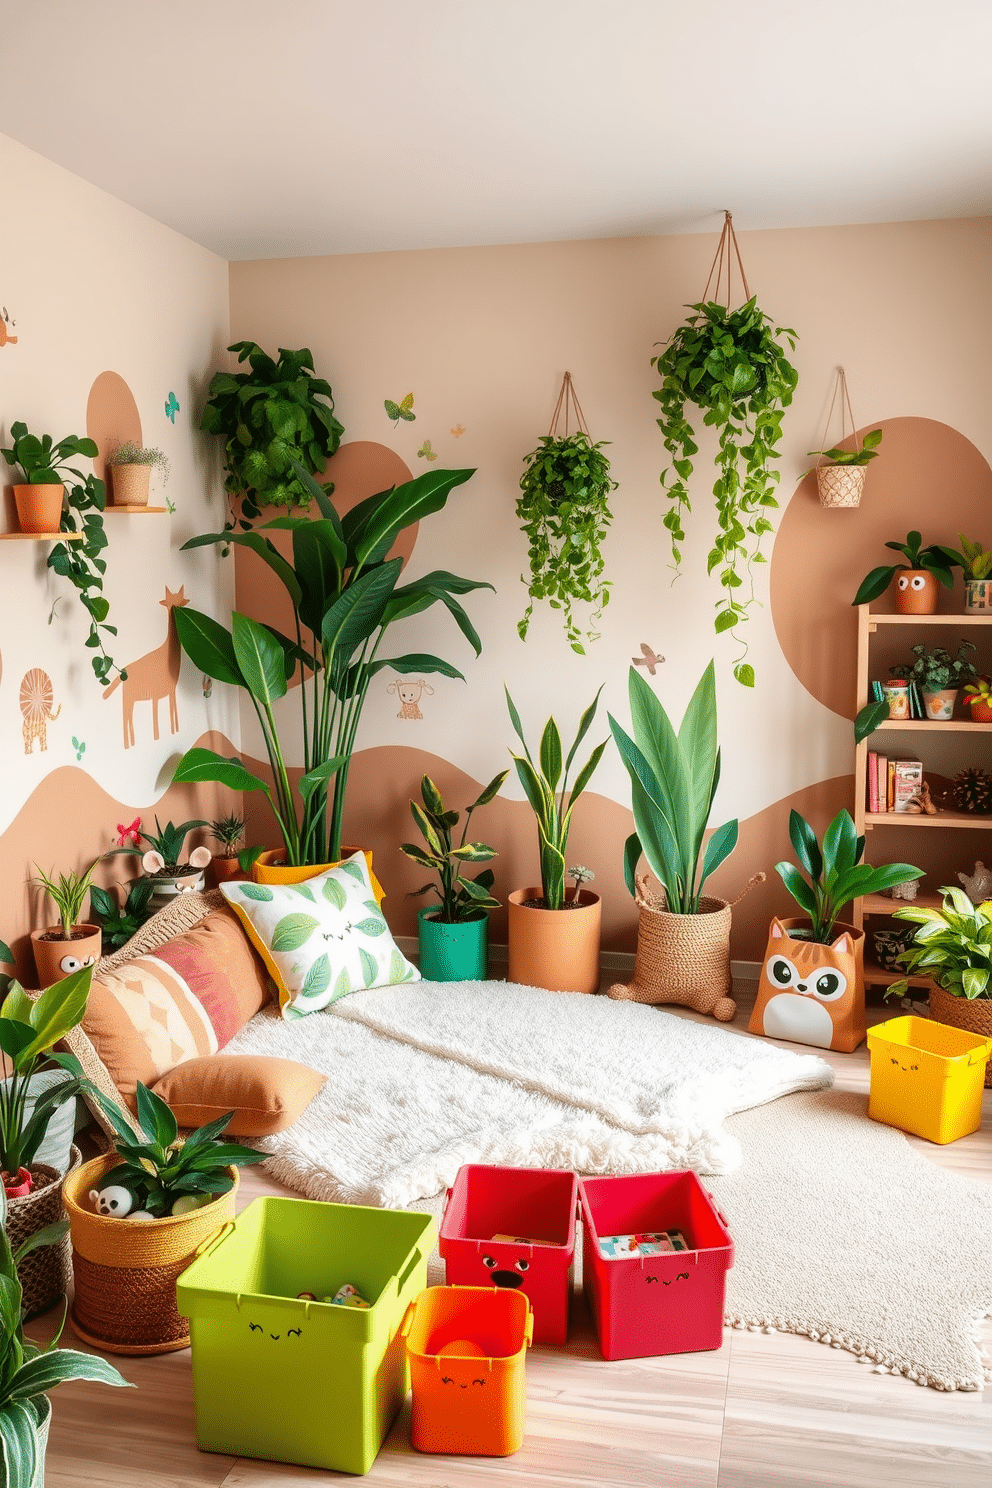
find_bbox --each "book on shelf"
[887,757,896,810]
[867,751,879,813]
[893,759,923,813]
[874,753,888,813]
[871,680,884,703]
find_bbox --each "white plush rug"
[224,980,832,1207]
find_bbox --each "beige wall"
[228,219,992,955]
[0,133,238,981]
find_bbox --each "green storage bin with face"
[177,1196,437,1476]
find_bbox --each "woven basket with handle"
[4,1147,81,1319]
[928,984,992,1088]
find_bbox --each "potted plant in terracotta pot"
[505,687,609,994]
[940,533,992,613]
[748,809,923,1051]
[106,441,170,507]
[0,422,97,534]
[400,771,507,981]
[963,676,992,723]
[852,530,958,615]
[888,640,978,721]
[889,887,992,1086]
[806,426,882,510]
[106,817,211,906]
[208,813,248,884]
[30,861,102,985]
[608,661,747,1020]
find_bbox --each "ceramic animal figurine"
[89,1184,136,1217]
[748,917,866,1053]
[102,585,189,748]
[958,860,992,905]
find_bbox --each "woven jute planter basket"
[816,463,867,509]
[929,984,992,1088]
[109,463,151,506]
[63,1152,238,1355]
[5,1147,81,1319]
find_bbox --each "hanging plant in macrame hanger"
[651,212,799,686]
[517,372,617,655]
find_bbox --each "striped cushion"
[82,908,271,1105]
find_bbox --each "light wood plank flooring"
[30,988,991,1488]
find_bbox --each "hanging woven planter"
[809,368,882,509]
[4,1147,81,1319]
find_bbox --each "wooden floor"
[29,986,992,1488]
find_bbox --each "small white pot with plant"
[106,441,170,507]
[106,816,211,905]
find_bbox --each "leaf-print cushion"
[220,853,419,1018]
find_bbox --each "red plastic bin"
[578,1171,734,1360]
[439,1165,577,1345]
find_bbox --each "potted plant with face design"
[852,530,958,616]
[106,817,211,906]
[30,861,102,986]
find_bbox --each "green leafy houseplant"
[209,813,247,857]
[32,862,99,941]
[172,463,490,867]
[941,534,992,582]
[0,1183,130,1486]
[1,422,122,686]
[505,687,609,911]
[851,530,958,606]
[97,1082,266,1218]
[888,887,991,1001]
[400,772,508,922]
[889,640,977,693]
[88,878,156,952]
[608,662,738,913]
[106,441,170,484]
[651,299,798,686]
[775,809,923,944]
[806,428,883,468]
[516,433,616,655]
[200,341,345,525]
[107,817,210,879]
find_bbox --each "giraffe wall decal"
[103,585,189,749]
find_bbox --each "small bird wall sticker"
[384,393,415,424]
[450,423,466,438]
[0,307,17,347]
[164,391,180,423]
[632,643,665,676]
[417,439,438,461]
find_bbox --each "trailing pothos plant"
[651,299,798,686]
[516,433,616,654]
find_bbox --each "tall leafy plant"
[776,809,923,944]
[609,662,738,912]
[651,300,798,686]
[173,463,490,866]
[400,773,507,923]
[889,886,991,1001]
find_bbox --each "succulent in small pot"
[939,533,992,611]
[209,812,250,883]
[107,816,211,901]
[963,676,992,723]
[852,530,958,615]
[106,440,170,506]
[31,860,102,984]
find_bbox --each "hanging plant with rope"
[651,213,798,686]
[517,372,617,655]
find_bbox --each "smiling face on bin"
[478,1251,531,1289]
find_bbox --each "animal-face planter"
[749,916,866,1053]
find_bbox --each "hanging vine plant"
[517,372,616,655]
[651,213,798,686]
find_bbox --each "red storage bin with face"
[439,1165,577,1346]
[578,1171,734,1360]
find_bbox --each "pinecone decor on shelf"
[952,766,992,815]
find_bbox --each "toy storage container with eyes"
[578,1170,734,1360]
[867,1016,992,1143]
[176,1196,436,1475]
[401,1285,533,1455]
[439,1163,577,1344]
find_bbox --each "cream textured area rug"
[224,980,832,1207]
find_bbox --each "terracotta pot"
[13,482,64,534]
[109,463,151,506]
[253,846,384,902]
[922,687,958,721]
[969,700,992,723]
[929,982,992,1088]
[893,569,939,614]
[211,855,243,885]
[964,578,991,613]
[748,916,866,1053]
[506,888,601,994]
[30,923,101,985]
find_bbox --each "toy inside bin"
[867,1016,992,1144]
[578,1171,734,1361]
[440,1163,577,1344]
[176,1197,436,1476]
[402,1285,533,1456]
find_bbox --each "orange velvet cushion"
[82,908,271,1104]
[151,1055,326,1136]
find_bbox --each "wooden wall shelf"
[103,506,169,514]
[0,531,84,542]
[866,612,992,627]
[864,809,992,829]
[870,718,991,732]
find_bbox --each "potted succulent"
[172,463,490,882]
[748,809,923,1051]
[106,441,170,507]
[0,1182,130,1487]
[852,530,958,616]
[607,662,743,1019]
[963,676,992,724]
[806,427,882,510]
[63,1082,266,1354]
[1,422,122,686]
[30,861,102,985]
[505,687,609,994]
[889,640,978,721]
[208,813,249,884]
[516,429,616,655]
[106,817,211,905]
[940,533,992,612]
[889,887,992,1086]
[89,877,156,952]
[400,771,507,981]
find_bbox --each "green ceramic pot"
[417,909,489,982]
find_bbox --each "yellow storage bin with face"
[867,1016,992,1144]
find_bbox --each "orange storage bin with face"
[401,1286,533,1456]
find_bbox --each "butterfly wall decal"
[164,391,180,423]
[632,643,665,675]
[417,439,438,461]
[384,393,415,424]
[116,816,142,847]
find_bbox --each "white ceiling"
[3,1,990,262]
